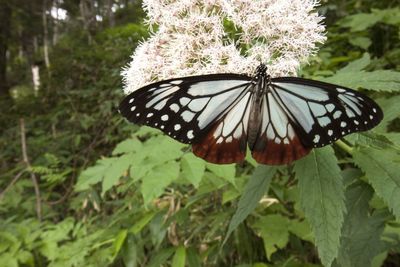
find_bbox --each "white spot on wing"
[147,113,153,118]
[174,124,181,130]
[328,130,333,136]
[130,106,136,111]
[340,121,347,127]
[170,80,183,85]
[333,111,342,119]
[326,104,335,112]
[313,135,320,143]
[187,130,194,139]
[181,110,195,122]
[170,104,179,113]
[129,98,134,103]
[161,115,169,121]
[310,102,327,117]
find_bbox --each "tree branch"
[20,118,42,221]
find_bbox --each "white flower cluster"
[122,0,326,94]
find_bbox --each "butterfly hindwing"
[250,94,311,165]
[192,90,254,164]
[270,77,383,148]
[119,74,253,144]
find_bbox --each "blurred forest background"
[1,0,400,266]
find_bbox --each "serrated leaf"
[338,13,382,32]
[253,214,290,259]
[224,165,277,243]
[206,163,236,186]
[375,96,400,132]
[294,147,345,267]
[288,219,314,243]
[144,136,185,165]
[171,246,186,267]
[181,154,205,188]
[141,161,180,205]
[102,153,135,195]
[353,147,400,219]
[112,138,143,155]
[347,132,399,151]
[321,70,400,92]
[334,182,386,267]
[337,53,370,73]
[75,158,111,191]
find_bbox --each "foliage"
[1,1,400,267]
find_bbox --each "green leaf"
[288,219,314,243]
[102,153,135,195]
[186,247,202,267]
[337,53,370,73]
[112,230,128,259]
[171,246,186,267]
[224,165,277,243]
[321,70,400,92]
[375,96,400,132]
[141,161,180,205]
[147,248,175,267]
[112,138,143,155]
[349,37,372,50]
[338,13,382,32]
[129,211,158,234]
[334,182,386,267]
[253,214,290,259]
[294,147,345,267]
[353,147,400,219]
[181,154,205,188]
[347,132,399,151]
[75,159,110,191]
[206,163,236,186]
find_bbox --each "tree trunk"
[43,0,50,68]
[107,0,115,27]
[0,0,12,96]
[79,0,97,44]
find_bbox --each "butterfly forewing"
[119,74,253,145]
[270,77,383,148]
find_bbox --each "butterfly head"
[255,64,271,83]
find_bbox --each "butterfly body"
[119,64,383,165]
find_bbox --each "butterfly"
[119,64,383,165]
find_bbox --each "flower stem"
[335,139,354,155]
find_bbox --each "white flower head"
[122,0,326,94]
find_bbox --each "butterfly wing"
[119,74,254,155]
[249,92,312,165]
[192,89,254,163]
[270,77,383,147]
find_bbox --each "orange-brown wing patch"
[251,123,311,165]
[192,122,247,164]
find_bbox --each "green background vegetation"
[1,0,400,266]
